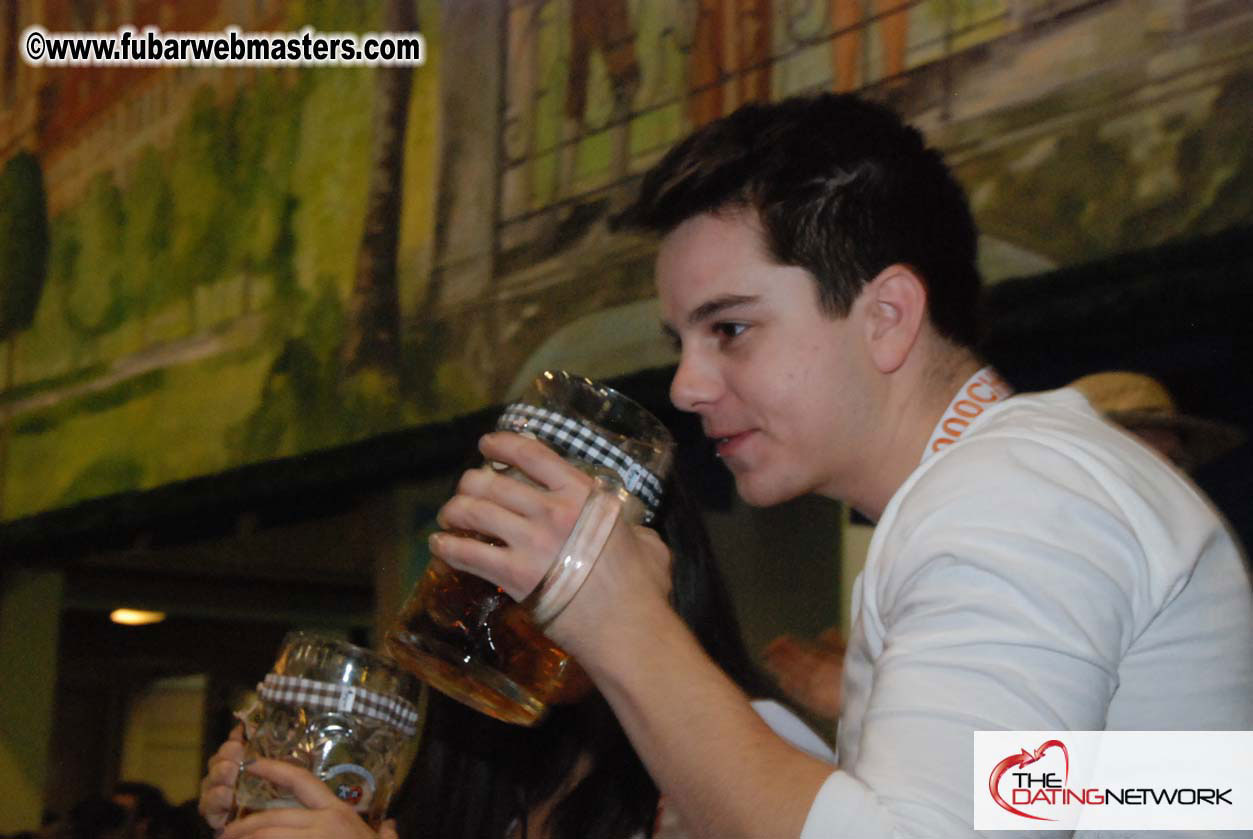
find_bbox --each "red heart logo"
[988,739,1069,821]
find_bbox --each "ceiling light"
[110,608,166,626]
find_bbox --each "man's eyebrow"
[659,294,761,340]
[686,294,760,326]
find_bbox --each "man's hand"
[762,627,846,721]
[431,432,596,600]
[434,433,832,838]
[219,759,396,839]
[430,431,674,660]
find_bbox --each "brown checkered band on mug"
[230,631,423,828]
[385,370,675,726]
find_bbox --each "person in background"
[1068,370,1245,472]
[109,783,169,839]
[160,800,213,839]
[763,368,1248,725]
[760,625,845,725]
[39,798,128,839]
[199,476,831,839]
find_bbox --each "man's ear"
[861,264,927,374]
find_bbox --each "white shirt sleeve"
[750,699,836,764]
[801,771,896,839]
[802,437,1143,838]
[650,701,835,839]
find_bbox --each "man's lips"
[711,429,755,458]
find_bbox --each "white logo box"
[973,731,1253,831]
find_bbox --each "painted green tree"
[340,0,418,381]
[0,151,50,517]
[121,147,174,345]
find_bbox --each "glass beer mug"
[231,632,422,828]
[386,370,673,725]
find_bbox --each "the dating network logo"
[975,731,1246,831]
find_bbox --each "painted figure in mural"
[428,94,1253,836]
[558,0,641,197]
[831,0,908,92]
[685,0,773,128]
[198,476,829,839]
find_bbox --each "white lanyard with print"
[921,366,1014,463]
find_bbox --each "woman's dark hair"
[111,781,169,824]
[64,797,128,839]
[392,474,775,839]
[620,93,983,348]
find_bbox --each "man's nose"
[670,352,720,413]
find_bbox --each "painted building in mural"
[0,0,1250,524]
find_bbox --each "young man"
[433,94,1253,837]
[762,369,1249,726]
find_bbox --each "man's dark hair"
[621,93,982,347]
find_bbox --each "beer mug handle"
[524,476,629,626]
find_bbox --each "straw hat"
[1069,371,1246,468]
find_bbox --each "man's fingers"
[456,466,549,519]
[429,529,538,599]
[240,758,342,810]
[436,494,532,549]
[479,431,593,493]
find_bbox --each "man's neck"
[844,349,983,522]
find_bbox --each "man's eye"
[714,322,747,340]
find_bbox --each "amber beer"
[388,556,593,725]
[386,371,672,726]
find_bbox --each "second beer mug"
[385,370,673,725]
[231,632,421,828]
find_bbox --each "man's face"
[657,211,871,506]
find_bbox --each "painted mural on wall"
[492,0,1251,266]
[0,0,442,521]
[1,0,1250,523]
[497,0,1012,244]
[428,0,1251,417]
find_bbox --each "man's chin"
[733,474,805,508]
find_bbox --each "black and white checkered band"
[497,403,665,513]
[257,673,420,736]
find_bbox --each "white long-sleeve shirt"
[802,385,1253,838]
